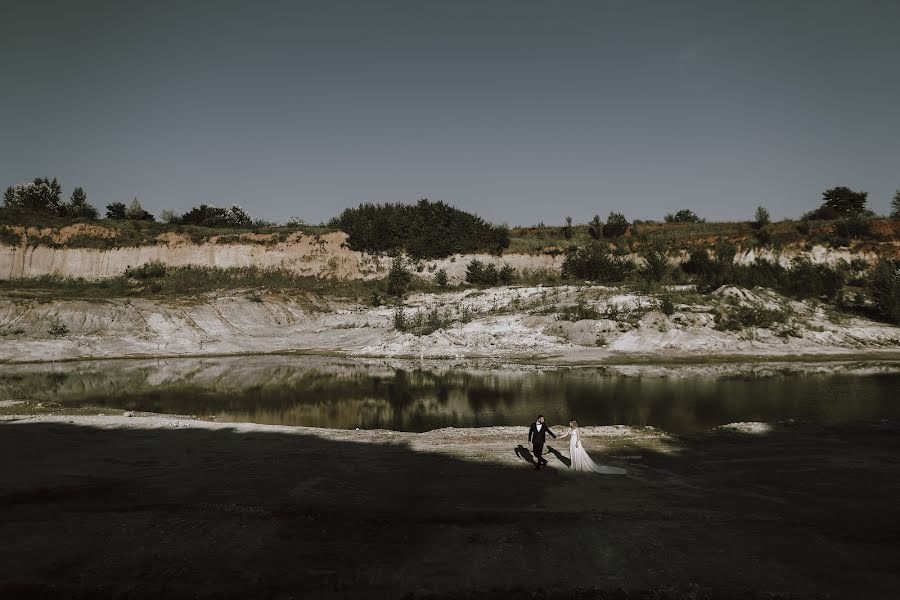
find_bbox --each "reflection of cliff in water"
[2,356,899,432]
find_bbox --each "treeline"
[331,199,510,259]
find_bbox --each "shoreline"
[3,413,898,598]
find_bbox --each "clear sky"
[2,0,898,225]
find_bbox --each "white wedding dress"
[562,428,626,474]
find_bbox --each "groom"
[528,414,556,470]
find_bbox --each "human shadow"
[514,444,535,465]
[545,445,571,468]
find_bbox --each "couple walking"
[528,415,626,474]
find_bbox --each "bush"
[465,259,516,285]
[563,216,573,239]
[753,206,770,229]
[588,215,602,240]
[172,204,251,227]
[386,257,412,297]
[867,259,900,324]
[47,316,70,337]
[561,242,634,283]
[832,216,870,245]
[124,198,155,221]
[125,261,168,279]
[435,269,448,288]
[602,212,629,238]
[332,198,510,259]
[681,240,735,291]
[640,245,669,282]
[714,302,789,331]
[664,209,703,223]
[392,307,453,336]
[795,221,811,235]
[660,292,675,316]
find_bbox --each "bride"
[560,420,626,474]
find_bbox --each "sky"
[1,0,899,225]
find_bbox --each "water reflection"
[1,356,898,433]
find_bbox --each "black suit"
[528,421,556,468]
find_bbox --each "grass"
[0,207,333,249]
[0,266,386,303]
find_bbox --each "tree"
[386,257,412,297]
[588,215,603,240]
[891,190,900,219]
[664,209,703,223]
[753,206,770,229]
[602,212,629,238]
[106,202,127,220]
[435,269,448,288]
[65,187,99,219]
[159,209,178,224]
[806,186,869,220]
[563,216,573,239]
[2,177,64,215]
[125,198,155,221]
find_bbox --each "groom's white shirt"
[535,422,542,431]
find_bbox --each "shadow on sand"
[1,419,900,599]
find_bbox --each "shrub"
[795,221,811,235]
[392,307,452,335]
[753,227,772,246]
[561,242,634,283]
[332,198,509,259]
[435,269,448,288]
[588,215,602,240]
[867,259,900,324]
[106,202,127,220]
[125,261,168,279]
[714,301,789,331]
[753,206,770,229]
[832,216,870,244]
[602,212,629,238]
[386,257,412,297]
[664,209,703,223]
[47,316,70,337]
[660,292,675,316]
[892,190,900,219]
[557,299,603,321]
[465,259,516,285]
[563,216,573,239]
[172,204,251,227]
[640,245,668,282]
[681,240,735,291]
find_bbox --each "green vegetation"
[868,259,900,325]
[386,258,412,297]
[465,259,515,285]
[561,242,634,283]
[664,209,704,223]
[392,307,453,336]
[714,301,791,332]
[804,186,872,220]
[602,212,629,238]
[435,269,448,288]
[332,198,510,259]
[0,266,391,303]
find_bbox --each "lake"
[2,355,898,433]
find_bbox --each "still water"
[2,355,898,433]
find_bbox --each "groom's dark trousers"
[528,422,556,468]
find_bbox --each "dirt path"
[2,415,898,598]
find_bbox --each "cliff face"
[0,230,388,280]
[0,222,896,282]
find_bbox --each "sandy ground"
[2,414,898,599]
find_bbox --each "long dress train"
[563,428,626,474]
